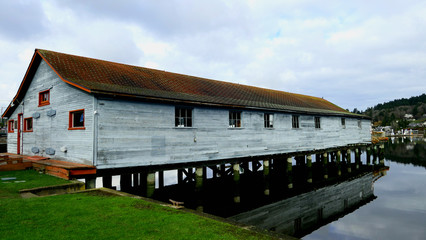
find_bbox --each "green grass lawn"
[0,170,69,198]
[0,170,281,240]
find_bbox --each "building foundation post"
[85,176,96,189]
[307,155,313,183]
[146,172,156,198]
[133,173,139,188]
[263,159,270,196]
[158,171,164,189]
[286,157,293,189]
[323,152,328,179]
[195,167,204,212]
[120,174,132,192]
[355,148,360,170]
[336,150,341,176]
[346,149,352,173]
[366,147,371,166]
[233,163,241,204]
[102,175,113,189]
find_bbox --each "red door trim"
[17,113,23,154]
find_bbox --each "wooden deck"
[0,153,96,180]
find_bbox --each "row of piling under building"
[85,143,386,215]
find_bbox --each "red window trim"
[7,120,14,133]
[38,89,50,107]
[23,117,33,132]
[68,109,86,130]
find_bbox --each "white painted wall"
[95,98,371,169]
[7,60,94,165]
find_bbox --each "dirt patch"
[81,189,122,197]
[132,202,154,210]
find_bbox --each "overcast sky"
[1,0,425,113]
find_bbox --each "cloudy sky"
[1,0,426,113]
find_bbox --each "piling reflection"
[230,165,388,238]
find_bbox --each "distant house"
[404,114,414,120]
[2,49,371,169]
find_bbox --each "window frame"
[68,109,85,130]
[23,117,33,132]
[315,116,321,129]
[292,115,300,129]
[175,107,193,128]
[229,111,242,128]
[264,113,274,128]
[341,118,346,129]
[7,120,14,133]
[38,90,50,107]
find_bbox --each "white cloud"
[1,0,426,113]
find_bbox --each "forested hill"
[362,93,426,127]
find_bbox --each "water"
[305,138,426,240]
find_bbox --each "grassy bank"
[0,170,282,240]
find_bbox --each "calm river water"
[304,137,426,240]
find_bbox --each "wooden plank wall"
[6,60,94,165]
[96,98,371,169]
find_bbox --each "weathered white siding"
[7,60,94,165]
[96,99,371,169]
[6,59,371,168]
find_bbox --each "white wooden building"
[2,49,371,170]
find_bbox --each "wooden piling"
[323,152,328,179]
[120,174,132,192]
[195,167,204,211]
[146,172,155,197]
[346,149,352,173]
[158,171,164,188]
[85,177,96,189]
[286,157,293,189]
[102,175,113,189]
[306,155,313,183]
[336,150,341,176]
[233,163,241,204]
[263,159,270,196]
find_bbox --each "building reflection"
[230,165,389,238]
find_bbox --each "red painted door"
[17,113,22,154]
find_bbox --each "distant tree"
[412,105,419,118]
[398,118,409,129]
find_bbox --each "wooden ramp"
[0,153,96,180]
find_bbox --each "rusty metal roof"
[3,49,367,118]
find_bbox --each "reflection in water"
[230,167,388,238]
[384,137,426,168]
[305,138,426,240]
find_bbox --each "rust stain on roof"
[36,49,357,116]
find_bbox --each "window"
[264,113,274,128]
[315,117,321,129]
[229,111,241,128]
[7,120,14,133]
[24,117,33,132]
[292,115,299,129]
[175,107,192,127]
[358,119,362,128]
[38,90,50,106]
[341,118,346,128]
[69,109,85,130]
